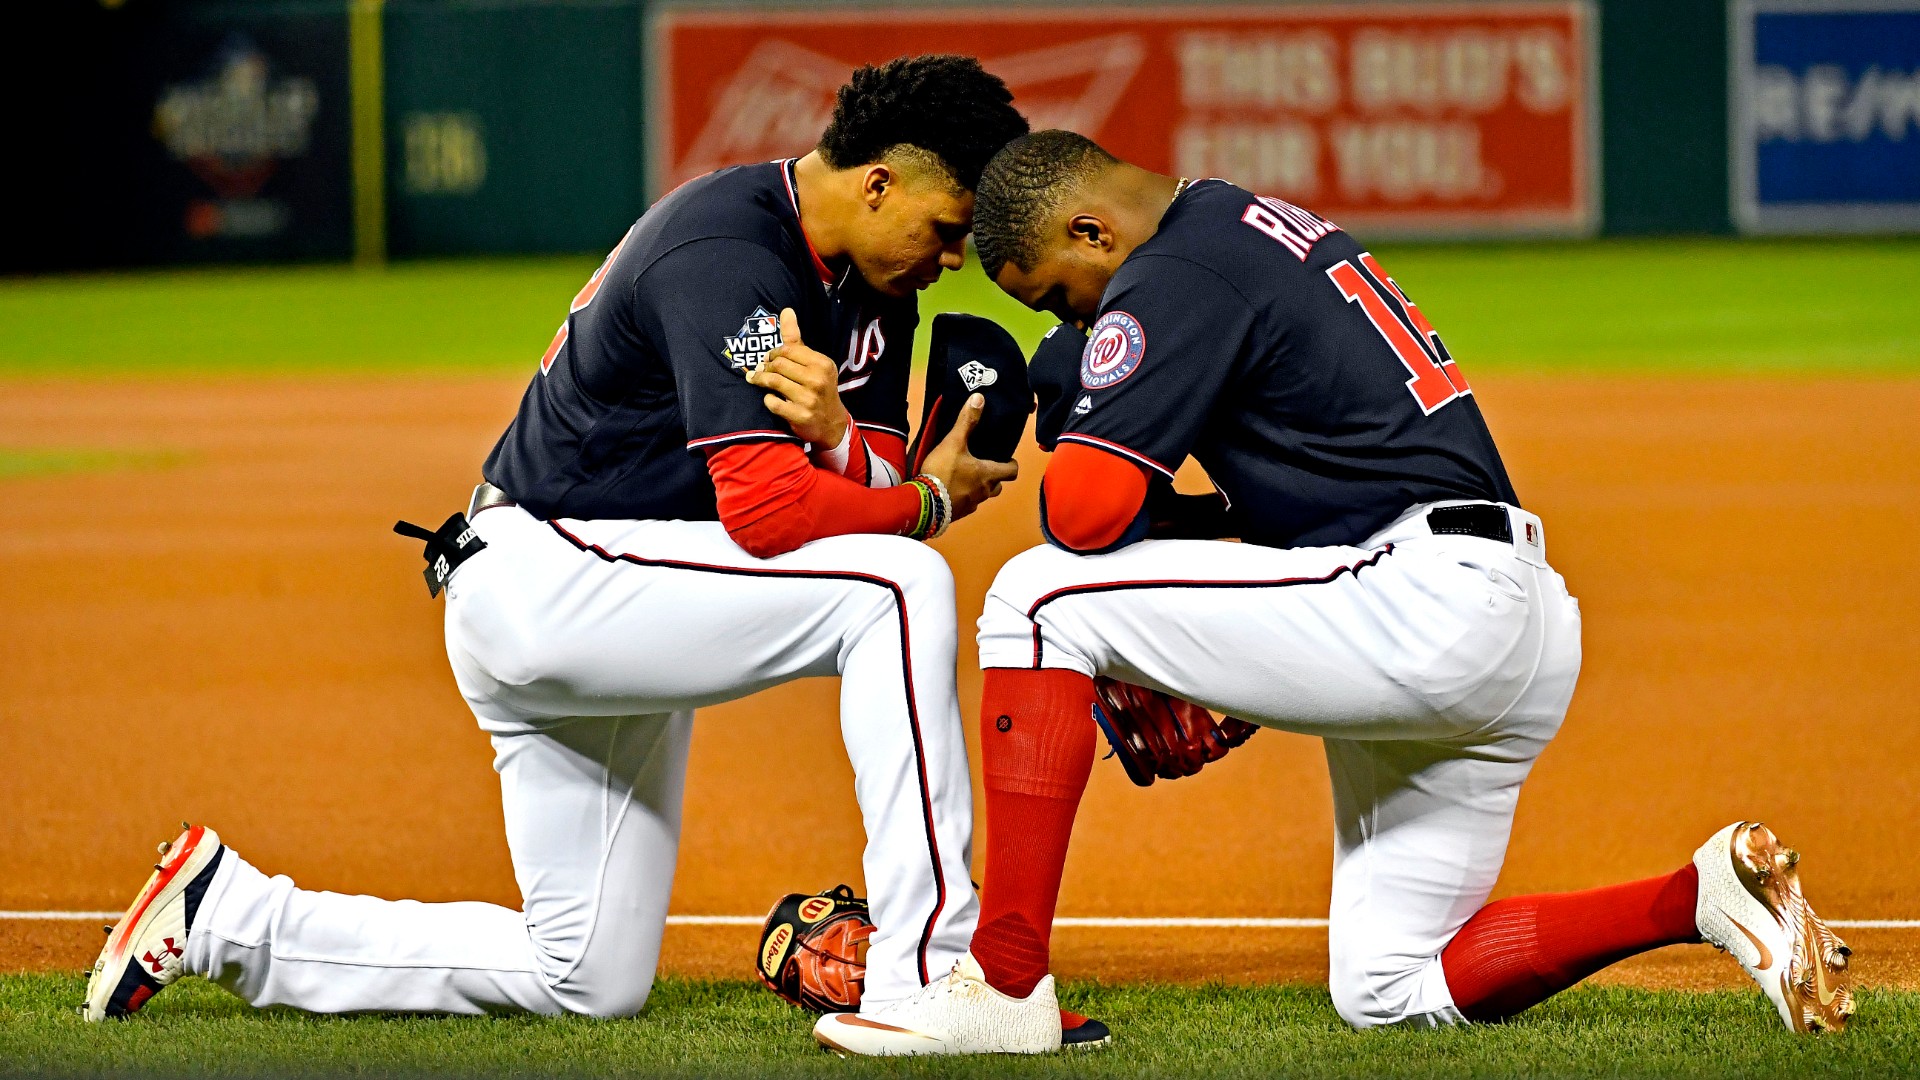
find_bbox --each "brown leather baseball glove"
[1092,677,1260,787]
[756,884,873,1012]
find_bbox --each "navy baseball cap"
[1028,321,1086,452]
[906,313,1033,473]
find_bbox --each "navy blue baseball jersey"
[483,159,916,522]
[1056,179,1517,550]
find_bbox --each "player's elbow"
[1042,498,1146,555]
[723,511,808,560]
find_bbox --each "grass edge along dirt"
[2,974,1918,1078]
[0,237,1916,379]
[0,448,195,481]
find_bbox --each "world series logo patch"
[1082,310,1145,389]
[725,306,781,371]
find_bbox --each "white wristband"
[814,418,854,476]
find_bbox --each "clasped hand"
[748,307,1017,523]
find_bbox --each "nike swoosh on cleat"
[838,1017,923,1035]
[1731,918,1774,971]
[1816,963,1838,1008]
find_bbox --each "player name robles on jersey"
[1054,178,1515,550]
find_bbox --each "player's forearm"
[860,427,908,486]
[707,442,921,558]
[810,421,908,489]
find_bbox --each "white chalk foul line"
[6,911,1917,929]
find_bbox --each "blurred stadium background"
[9,0,1917,272]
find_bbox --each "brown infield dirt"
[3,375,1918,995]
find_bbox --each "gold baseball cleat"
[1694,821,1853,1033]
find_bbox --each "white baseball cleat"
[1693,821,1853,1033]
[83,824,226,1022]
[812,952,1063,1056]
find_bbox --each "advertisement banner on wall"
[653,2,1595,237]
[1731,1,1920,234]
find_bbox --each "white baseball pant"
[976,501,1582,1028]
[186,504,977,1016]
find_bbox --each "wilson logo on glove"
[755,884,873,1013]
[760,923,793,979]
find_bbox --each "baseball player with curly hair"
[84,56,1029,1030]
[815,130,1854,1055]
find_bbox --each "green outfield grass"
[1,238,1915,378]
[0,448,194,480]
[0,975,1913,1078]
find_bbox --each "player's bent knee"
[978,545,1106,673]
[548,970,656,1019]
[873,534,954,588]
[983,544,1080,610]
[851,536,956,616]
[1328,955,1460,1030]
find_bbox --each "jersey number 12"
[1326,254,1469,415]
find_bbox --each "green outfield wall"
[382,0,646,257]
[1600,0,1731,235]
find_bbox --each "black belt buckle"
[1427,503,1512,543]
[393,512,487,598]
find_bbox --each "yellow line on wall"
[349,0,387,266]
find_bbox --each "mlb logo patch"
[725,306,781,371]
[1082,310,1146,389]
[957,359,998,391]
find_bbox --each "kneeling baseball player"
[84,57,1028,1029]
[812,130,1854,1055]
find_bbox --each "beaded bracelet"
[906,473,953,540]
[905,480,935,539]
[922,474,952,538]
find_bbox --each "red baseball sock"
[1441,864,1702,1021]
[970,668,1097,999]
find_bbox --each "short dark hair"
[972,130,1119,279]
[817,55,1028,192]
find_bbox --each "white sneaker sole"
[814,1014,961,1057]
[813,1012,1064,1057]
[84,824,223,1022]
[1693,821,1852,1033]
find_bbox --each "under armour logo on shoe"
[143,937,183,975]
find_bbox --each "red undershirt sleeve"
[706,441,922,559]
[810,422,907,489]
[1041,442,1150,552]
[864,429,908,482]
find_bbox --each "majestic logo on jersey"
[724,307,782,371]
[1073,394,1093,415]
[1081,311,1146,389]
[957,360,998,392]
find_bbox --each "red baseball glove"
[756,884,873,1012]
[1092,677,1259,787]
